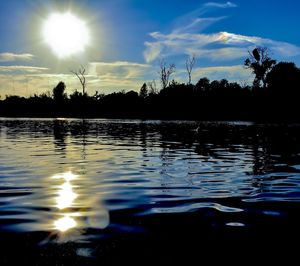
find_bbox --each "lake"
[0,118,300,264]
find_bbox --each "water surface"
[0,118,300,264]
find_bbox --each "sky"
[0,0,300,97]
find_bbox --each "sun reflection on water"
[54,215,77,232]
[49,170,109,236]
[52,171,78,182]
[56,181,77,210]
[52,171,79,232]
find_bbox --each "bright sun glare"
[43,12,90,58]
[54,216,77,232]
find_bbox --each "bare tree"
[159,60,175,89]
[147,80,158,95]
[186,54,196,84]
[71,65,87,94]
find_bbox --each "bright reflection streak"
[52,171,78,182]
[52,171,79,232]
[50,171,110,235]
[54,215,77,232]
[53,171,78,210]
[56,181,77,209]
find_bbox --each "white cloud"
[0,73,75,96]
[174,16,227,34]
[86,61,156,92]
[0,61,154,97]
[89,61,149,68]
[144,31,300,63]
[144,1,300,65]
[0,64,252,98]
[0,53,34,62]
[171,0,236,33]
[188,47,248,61]
[0,73,94,97]
[144,42,164,63]
[143,3,235,63]
[88,61,152,80]
[193,65,251,81]
[171,64,252,84]
[204,2,237,8]
[0,65,49,73]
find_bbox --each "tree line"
[0,47,300,121]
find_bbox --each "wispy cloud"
[193,65,251,82]
[171,1,237,33]
[144,31,300,63]
[170,64,251,84]
[0,53,34,62]
[144,2,238,62]
[89,61,149,68]
[0,65,49,73]
[174,16,227,34]
[204,2,237,8]
[0,74,55,96]
[144,1,300,65]
[218,32,300,57]
[88,61,152,80]
[87,61,156,92]
[0,61,154,97]
[0,73,87,96]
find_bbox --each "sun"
[42,12,90,58]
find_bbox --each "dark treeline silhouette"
[0,47,300,121]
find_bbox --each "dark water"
[1,118,300,264]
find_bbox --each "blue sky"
[0,0,300,96]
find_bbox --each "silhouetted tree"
[52,81,66,102]
[244,47,276,88]
[71,65,87,94]
[69,90,82,100]
[195,77,210,92]
[93,90,105,100]
[3,48,300,122]
[139,83,148,98]
[210,80,222,92]
[186,55,196,84]
[266,62,300,96]
[159,60,175,89]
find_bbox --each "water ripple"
[1,118,300,244]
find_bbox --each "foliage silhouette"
[244,47,276,88]
[0,48,299,121]
[53,81,67,103]
[266,62,300,96]
[139,83,148,98]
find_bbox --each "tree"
[266,62,300,96]
[210,80,221,92]
[71,65,87,95]
[139,83,148,98]
[244,47,276,88]
[93,90,105,101]
[186,54,196,84]
[195,77,210,92]
[52,81,66,102]
[159,60,175,89]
